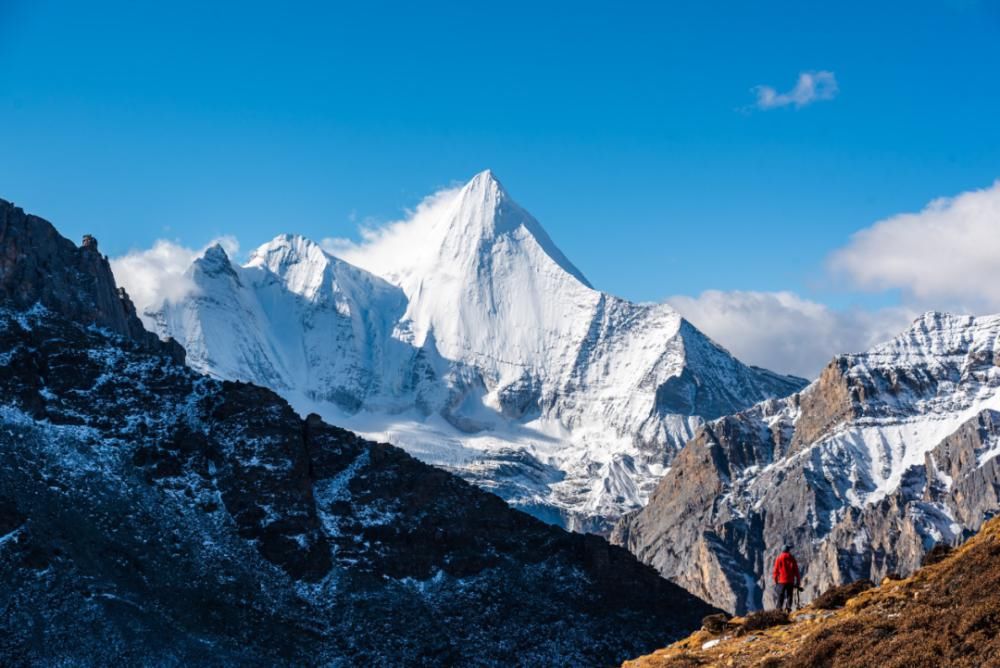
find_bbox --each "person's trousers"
[776,582,795,611]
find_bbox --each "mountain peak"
[248,234,329,273]
[443,170,592,288]
[461,169,507,204]
[854,310,1000,371]
[468,168,500,187]
[202,242,230,264]
[870,310,989,349]
[243,233,398,303]
[192,242,239,282]
[331,170,592,290]
[452,169,511,232]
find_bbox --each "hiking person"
[773,545,800,613]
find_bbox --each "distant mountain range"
[144,170,805,532]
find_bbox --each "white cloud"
[753,70,838,110]
[321,184,463,281]
[672,179,1000,378]
[110,236,239,319]
[829,180,1000,312]
[669,290,915,379]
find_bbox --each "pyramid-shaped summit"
[441,169,593,288]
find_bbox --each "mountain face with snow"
[612,312,1000,614]
[0,197,719,665]
[146,171,804,532]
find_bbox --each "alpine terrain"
[145,170,804,532]
[626,514,1000,667]
[613,312,1000,614]
[0,197,720,665]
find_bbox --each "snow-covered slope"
[803,312,1000,503]
[149,235,410,410]
[614,312,1000,613]
[145,171,804,532]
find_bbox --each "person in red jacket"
[773,545,801,612]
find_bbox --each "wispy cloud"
[752,70,838,110]
[321,185,463,282]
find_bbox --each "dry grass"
[623,516,1000,668]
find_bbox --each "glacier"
[143,170,803,532]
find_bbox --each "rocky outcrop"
[614,312,1000,614]
[788,360,853,452]
[612,398,799,613]
[0,201,718,665]
[0,198,183,363]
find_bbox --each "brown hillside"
[624,515,1000,667]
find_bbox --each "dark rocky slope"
[0,198,716,666]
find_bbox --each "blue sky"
[2,1,999,375]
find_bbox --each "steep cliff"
[0,198,183,363]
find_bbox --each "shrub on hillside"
[701,613,731,634]
[921,543,953,566]
[812,579,875,610]
[735,610,789,636]
[785,519,1000,667]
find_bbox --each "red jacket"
[773,551,799,585]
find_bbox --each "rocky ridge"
[0,200,183,363]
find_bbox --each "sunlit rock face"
[613,312,1000,614]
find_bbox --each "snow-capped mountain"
[613,312,1000,613]
[0,196,717,665]
[145,171,804,532]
